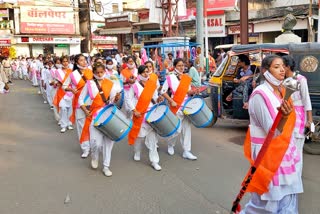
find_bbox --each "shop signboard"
[0,9,8,18]
[18,37,80,44]
[206,0,236,11]
[20,6,75,34]
[18,0,72,6]
[228,24,254,35]
[206,14,226,37]
[0,39,11,44]
[105,16,131,28]
[178,8,196,22]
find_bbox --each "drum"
[182,96,213,128]
[146,104,180,137]
[94,104,132,142]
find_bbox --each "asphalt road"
[0,80,319,214]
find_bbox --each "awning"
[137,30,163,36]
[99,27,132,35]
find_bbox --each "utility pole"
[308,0,314,42]
[240,0,248,44]
[196,0,204,70]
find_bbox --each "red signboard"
[0,39,10,44]
[20,6,75,35]
[206,0,236,11]
[178,8,196,21]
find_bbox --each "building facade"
[13,0,81,57]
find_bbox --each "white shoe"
[182,151,197,160]
[91,159,99,169]
[81,150,89,158]
[50,106,54,110]
[60,128,66,133]
[103,167,112,177]
[37,91,41,94]
[151,162,162,171]
[168,146,174,155]
[67,125,74,130]
[43,101,47,104]
[133,152,140,161]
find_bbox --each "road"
[0,80,319,214]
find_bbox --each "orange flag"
[128,73,158,145]
[170,74,192,114]
[121,68,134,80]
[80,79,113,144]
[243,110,296,195]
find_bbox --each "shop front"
[15,36,81,57]
[0,38,11,57]
[99,13,138,53]
[91,34,118,56]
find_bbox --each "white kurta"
[78,79,118,168]
[241,81,302,213]
[63,72,90,153]
[160,73,192,152]
[125,80,160,163]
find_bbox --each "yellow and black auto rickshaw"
[206,43,320,151]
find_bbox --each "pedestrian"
[121,56,138,117]
[160,58,198,160]
[126,65,162,171]
[62,54,93,158]
[283,55,313,177]
[78,62,120,177]
[54,56,74,133]
[240,55,302,213]
[2,57,12,84]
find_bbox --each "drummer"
[78,62,120,177]
[126,65,163,171]
[160,58,198,160]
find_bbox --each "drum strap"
[94,78,109,105]
[139,80,156,104]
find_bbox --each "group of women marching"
[29,53,209,177]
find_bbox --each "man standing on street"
[2,57,12,84]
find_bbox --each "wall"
[69,44,81,55]
[14,44,29,57]
[270,0,315,8]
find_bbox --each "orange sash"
[128,73,158,145]
[243,105,296,195]
[170,74,192,114]
[71,69,93,123]
[53,68,72,113]
[80,79,113,144]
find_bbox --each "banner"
[18,0,71,6]
[206,0,236,11]
[207,14,226,37]
[20,6,75,34]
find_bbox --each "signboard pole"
[196,0,204,70]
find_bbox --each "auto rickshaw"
[207,43,320,153]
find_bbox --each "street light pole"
[196,0,204,69]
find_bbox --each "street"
[0,80,319,214]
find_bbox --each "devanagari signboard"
[20,6,75,34]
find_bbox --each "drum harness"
[94,78,110,106]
